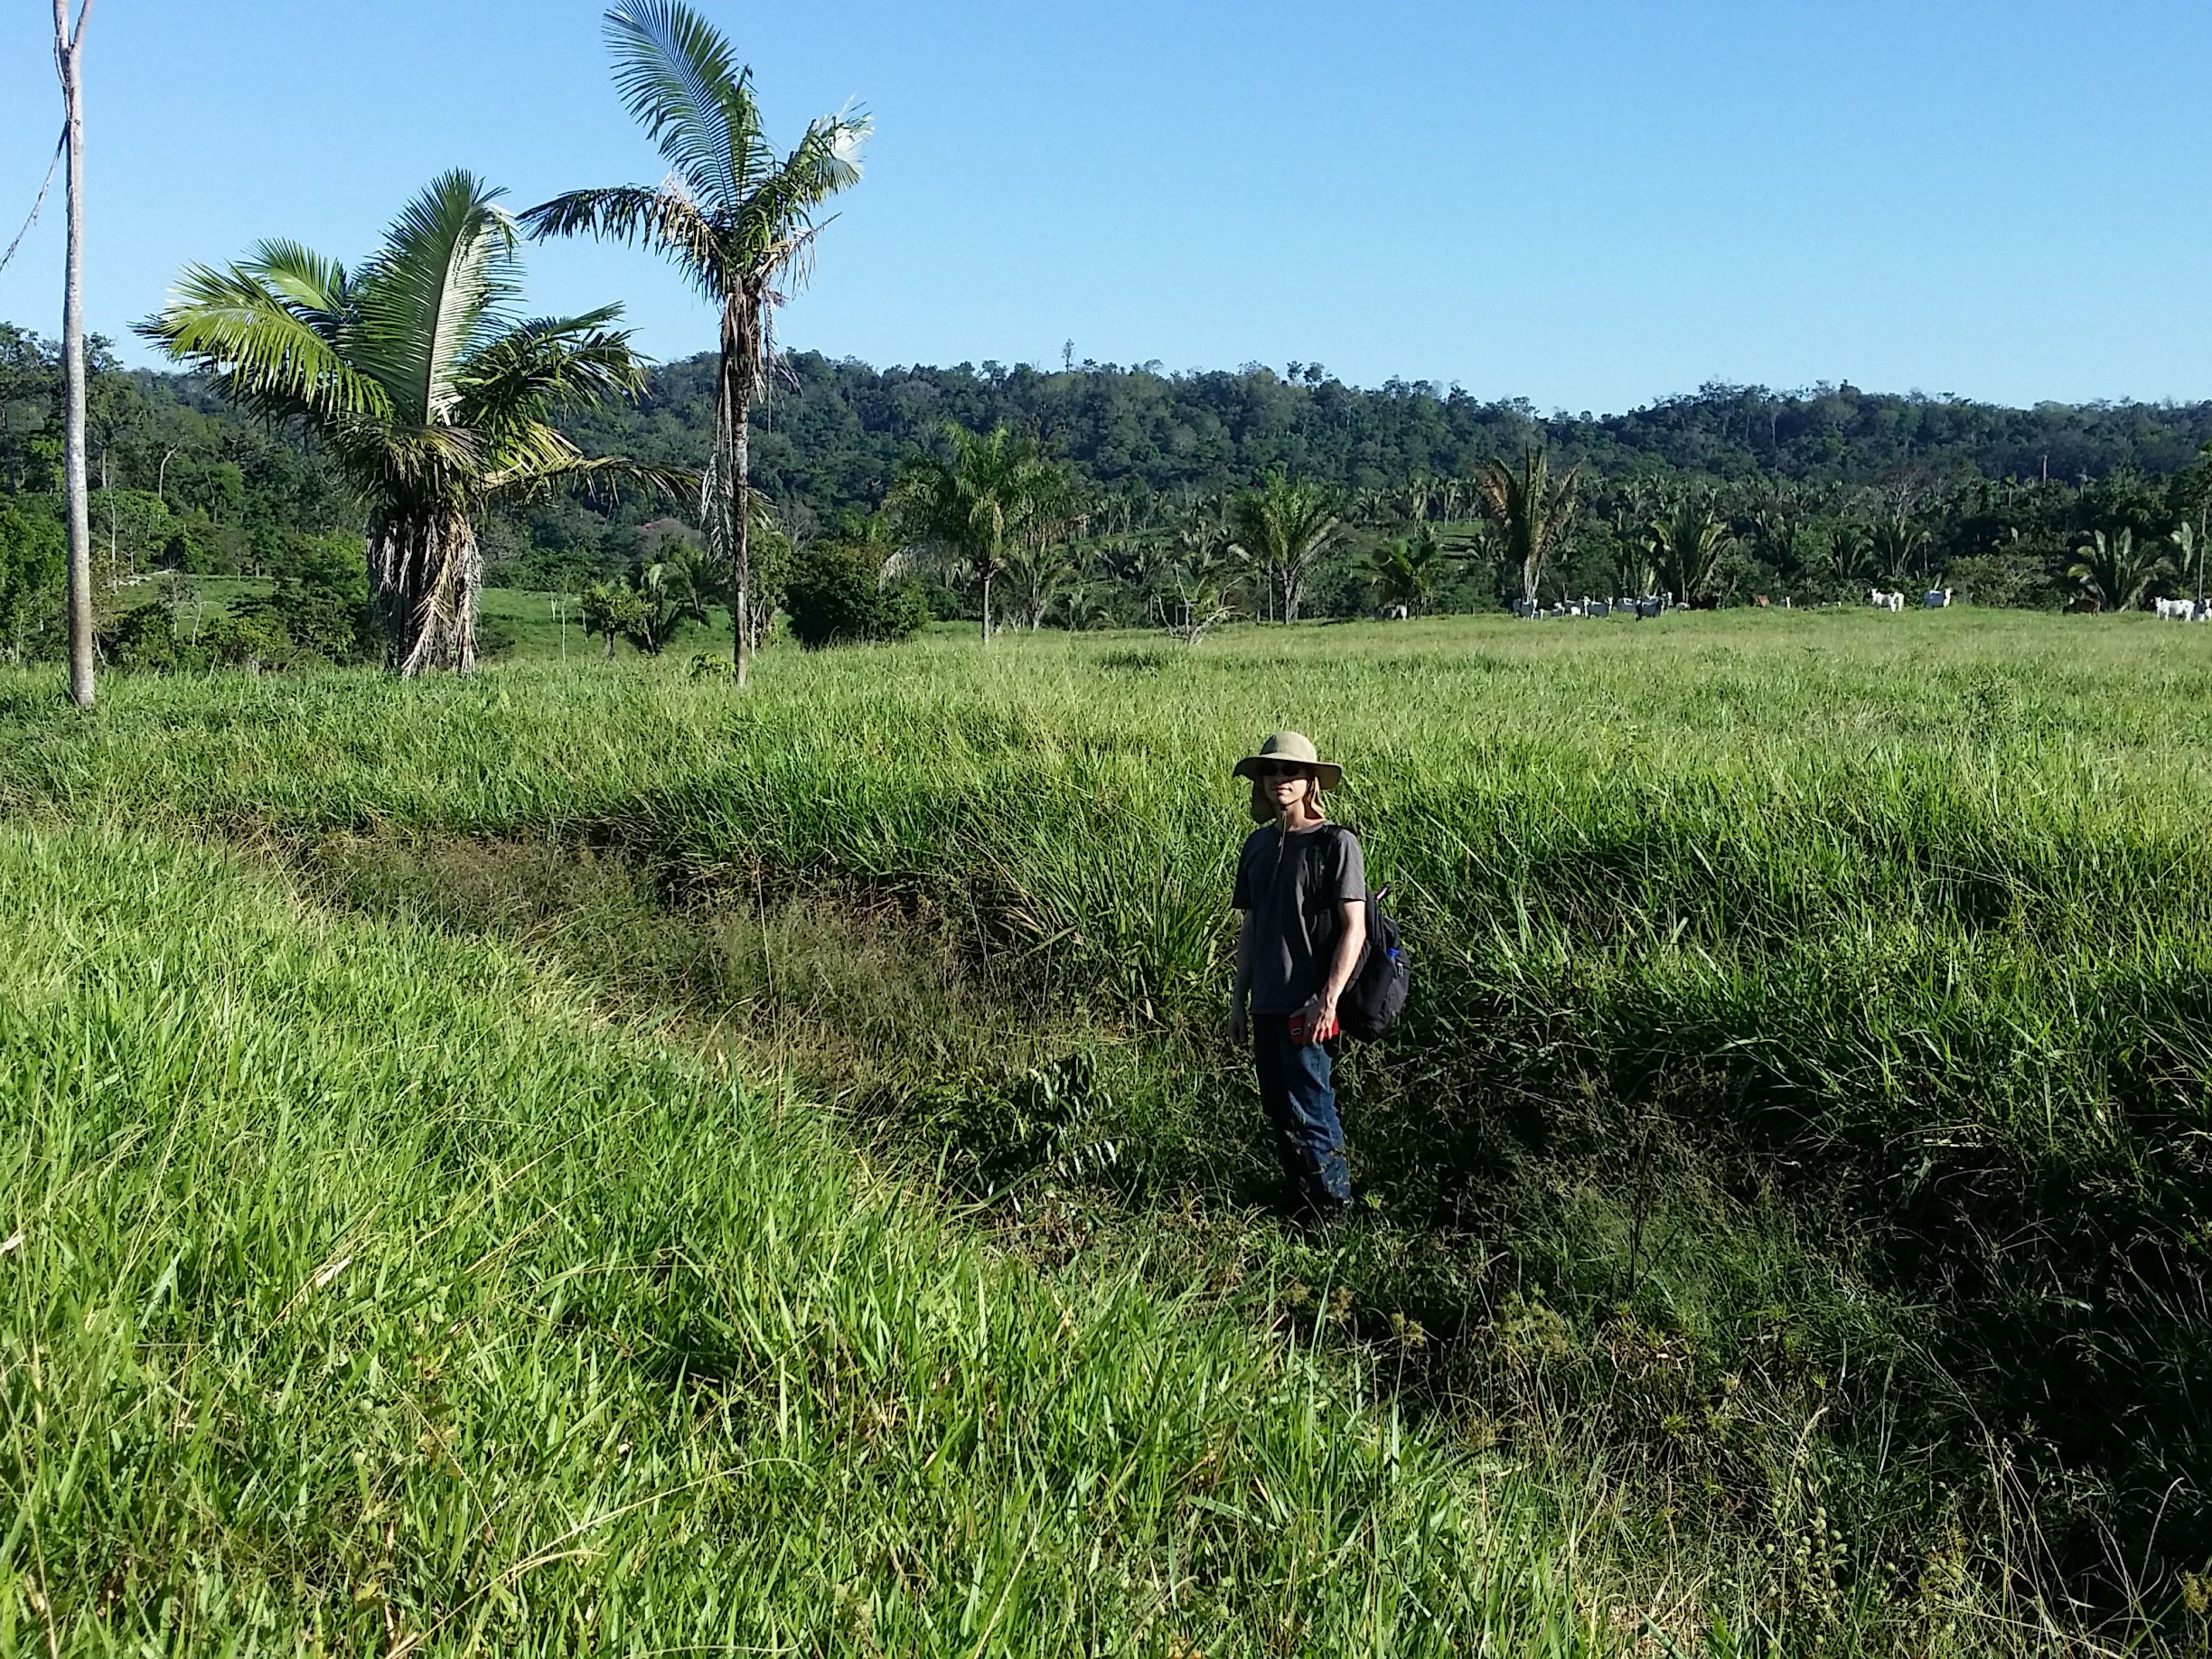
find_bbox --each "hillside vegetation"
[5,607,2209,1650]
[10,321,2212,668]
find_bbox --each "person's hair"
[1248,769,1326,824]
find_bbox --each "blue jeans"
[1251,1014,1351,1206]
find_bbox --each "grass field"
[5,608,2210,1653]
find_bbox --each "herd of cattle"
[1506,597,1670,619]
[1862,587,2209,618]
[1867,588,1945,611]
[1448,590,2212,621]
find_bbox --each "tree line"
[15,326,2212,668]
[544,354,2212,626]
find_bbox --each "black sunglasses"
[1253,764,1313,782]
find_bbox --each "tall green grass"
[4,608,2207,1643]
[0,827,1597,1654]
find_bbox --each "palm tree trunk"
[370,510,479,676]
[722,295,752,688]
[53,0,93,709]
[979,567,993,642]
[732,389,751,686]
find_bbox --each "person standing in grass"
[1227,731,1368,1222]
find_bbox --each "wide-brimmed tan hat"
[1233,730,1342,791]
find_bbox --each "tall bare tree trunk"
[53,0,93,709]
[733,391,750,686]
[719,295,754,689]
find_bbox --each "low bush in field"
[783,539,929,649]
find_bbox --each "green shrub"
[783,539,925,648]
[202,605,290,670]
[105,601,193,671]
[267,531,380,662]
[474,613,520,661]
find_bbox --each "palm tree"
[888,422,1071,641]
[1745,481,1807,573]
[523,0,867,687]
[1356,527,1448,615]
[2170,520,2207,609]
[1645,491,1733,607]
[1476,445,1580,613]
[628,541,716,652]
[1870,511,1931,586]
[141,171,668,674]
[1823,519,1874,588]
[1157,548,1237,644]
[1000,539,1081,632]
[1228,469,1342,623]
[2067,529,2170,613]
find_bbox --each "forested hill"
[8,317,2212,621]
[564,351,2212,523]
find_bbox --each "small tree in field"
[1228,469,1341,623]
[889,422,1071,642]
[1476,446,1579,614]
[524,0,867,687]
[581,579,645,658]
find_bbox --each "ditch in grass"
[2,827,1604,1655]
[288,825,2160,1654]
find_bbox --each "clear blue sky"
[2,0,2206,413]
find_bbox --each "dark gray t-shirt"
[1233,822,1365,1016]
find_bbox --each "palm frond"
[136,261,389,427]
[604,0,754,210]
[561,455,698,507]
[519,183,726,301]
[351,170,521,426]
[239,239,352,328]
[455,307,649,430]
[322,419,489,503]
[738,113,869,252]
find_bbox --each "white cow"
[1870,588,1906,613]
[2155,596,2194,620]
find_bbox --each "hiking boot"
[1289,1193,1354,1242]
